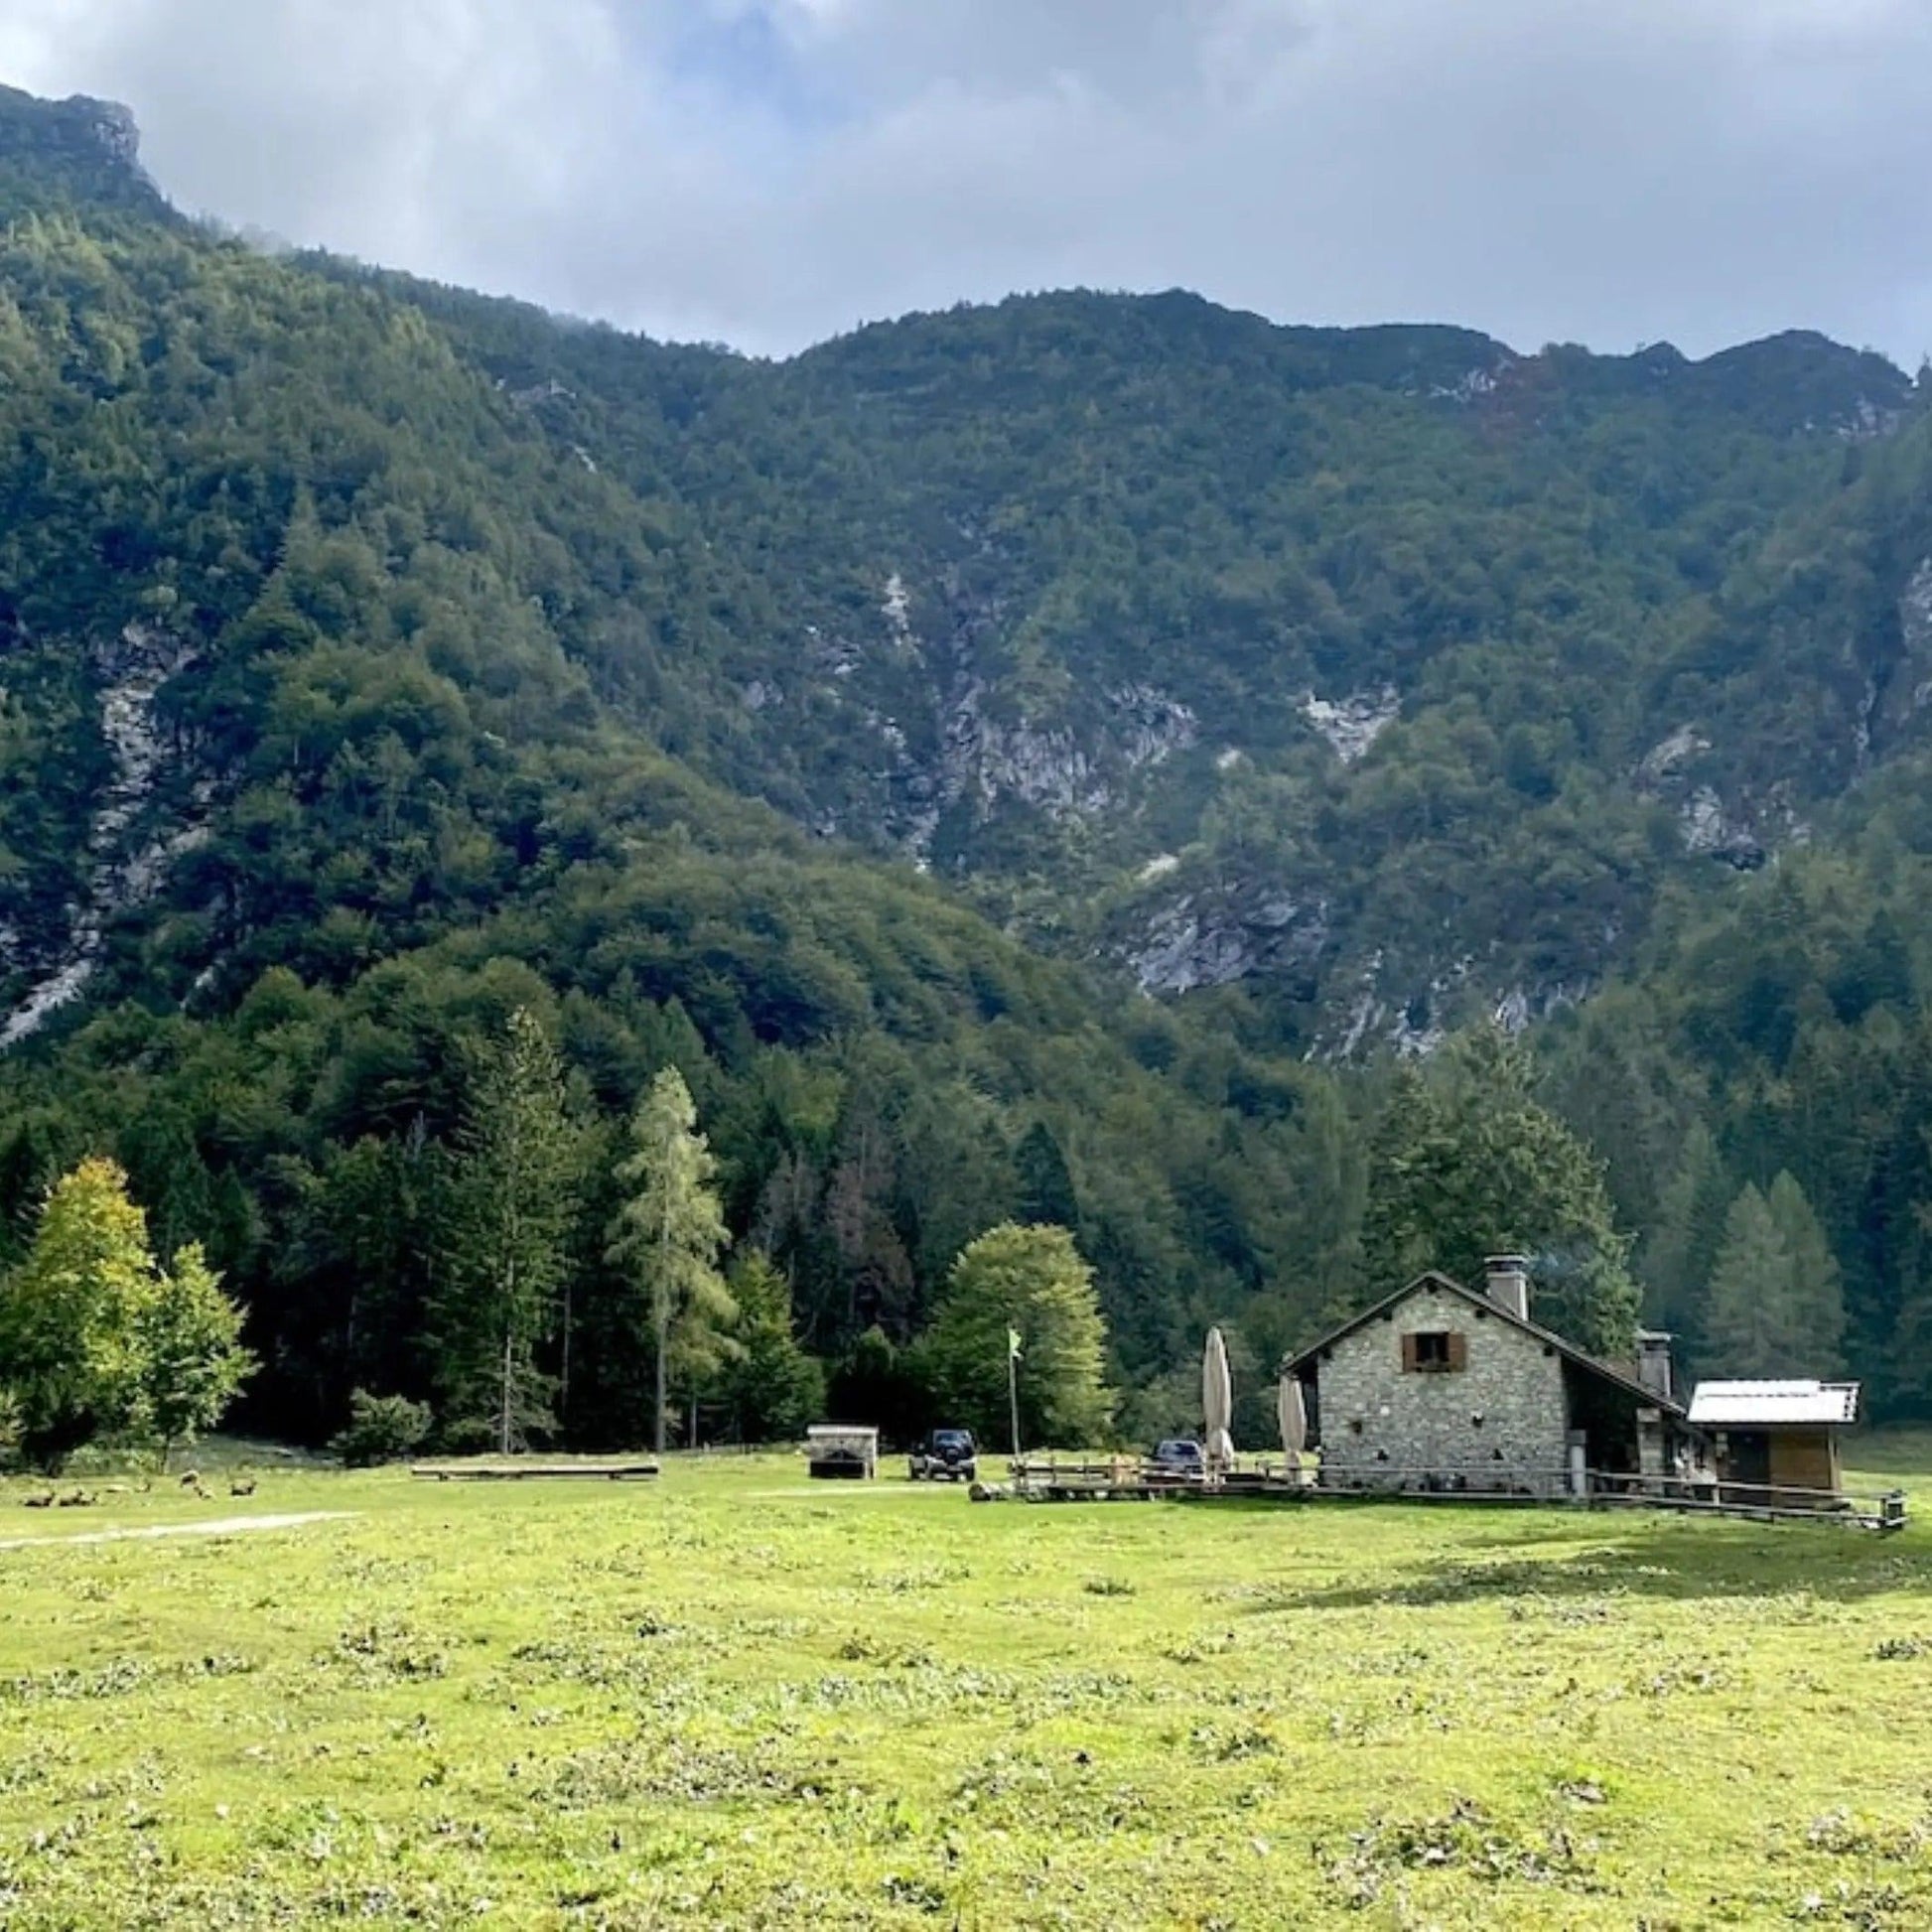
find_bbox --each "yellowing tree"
[608,1067,735,1454]
[0,1158,252,1470]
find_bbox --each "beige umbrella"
[1278,1374,1307,1454]
[1203,1327,1234,1471]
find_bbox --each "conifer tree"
[432,1009,579,1453]
[1702,1173,1849,1378]
[719,1254,823,1444]
[1013,1121,1079,1230]
[1644,1121,1732,1351]
[1764,1170,1846,1372]
[608,1067,734,1453]
[1702,1183,1793,1377]
[1362,1029,1639,1356]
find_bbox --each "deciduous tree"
[0,1159,252,1469]
[925,1223,1112,1449]
[0,1157,158,1468]
[135,1241,254,1459]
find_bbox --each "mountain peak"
[0,84,163,217]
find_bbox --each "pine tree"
[1702,1173,1849,1379]
[608,1067,735,1453]
[1013,1121,1079,1230]
[1644,1121,1732,1352]
[1703,1184,1796,1377]
[432,1009,579,1453]
[719,1254,824,1445]
[1764,1170,1846,1373]
[1361,1028,1639,1357]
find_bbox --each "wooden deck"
[409,1459,660,1482]
[1009,1454,1311,1504]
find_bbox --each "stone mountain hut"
[1282,1255,1700,1498]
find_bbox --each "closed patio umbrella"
[1203,1327,1234,1472]
[1278,1374,1307,1455]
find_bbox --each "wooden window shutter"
[1448,1332,1468,1371]
[1401,1333,1419,1372]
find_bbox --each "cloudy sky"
[4,0,1931,364]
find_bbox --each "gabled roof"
[1282,1270,1688,1418]
[1687,1380,1860,1427]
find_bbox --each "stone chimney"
[1635,1329,1673,1403]
[1484,1254,1531,1321]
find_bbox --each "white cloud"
[7,0,1932,362]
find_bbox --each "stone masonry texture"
[1315,1284,1570,1495]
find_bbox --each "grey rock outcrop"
[1126,885,1327,995]
[1300,688,1398,764]
[2,625,209,1047]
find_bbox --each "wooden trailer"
[805,1425,879,1479]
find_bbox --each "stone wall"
[1313,1284,1571,1496]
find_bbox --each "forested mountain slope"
[0,88,1375,1439]
[3,85,1932,1432]
[345,253,1929,1052]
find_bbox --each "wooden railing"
[1002,1454,1908,1528]
[1587,1469,1908,1530]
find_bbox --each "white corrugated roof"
[1687,1380,1861,1426]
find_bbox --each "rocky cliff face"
[1,625,209,1046]
[1125,883,1328,996]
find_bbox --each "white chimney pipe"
[1484,1254,1531,1321]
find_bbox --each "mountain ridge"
[6,85,1932,1423]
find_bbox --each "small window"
[1403,1330,1465,1372]
[1348,1418,1364,1436]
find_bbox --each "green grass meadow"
[4,1449,1932,1928]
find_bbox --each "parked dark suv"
[908,1428,978,1482]
[1148,1439,1206,1482]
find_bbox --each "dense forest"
[0,84,1928,1448]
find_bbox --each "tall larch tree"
[608,1067,735,1453]
[1764,1170,1847,1372]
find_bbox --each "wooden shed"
[1686,1380,1861,1504]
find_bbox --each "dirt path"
[0,1510,354,1551]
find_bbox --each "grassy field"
[3,1449,1932,1928]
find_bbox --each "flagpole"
[1008,1330,1022,1460]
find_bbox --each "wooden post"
[1008,1342,1022,1461]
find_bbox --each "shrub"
[332,1389,432,1466]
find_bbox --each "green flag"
[1008,1328,1024,1360]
